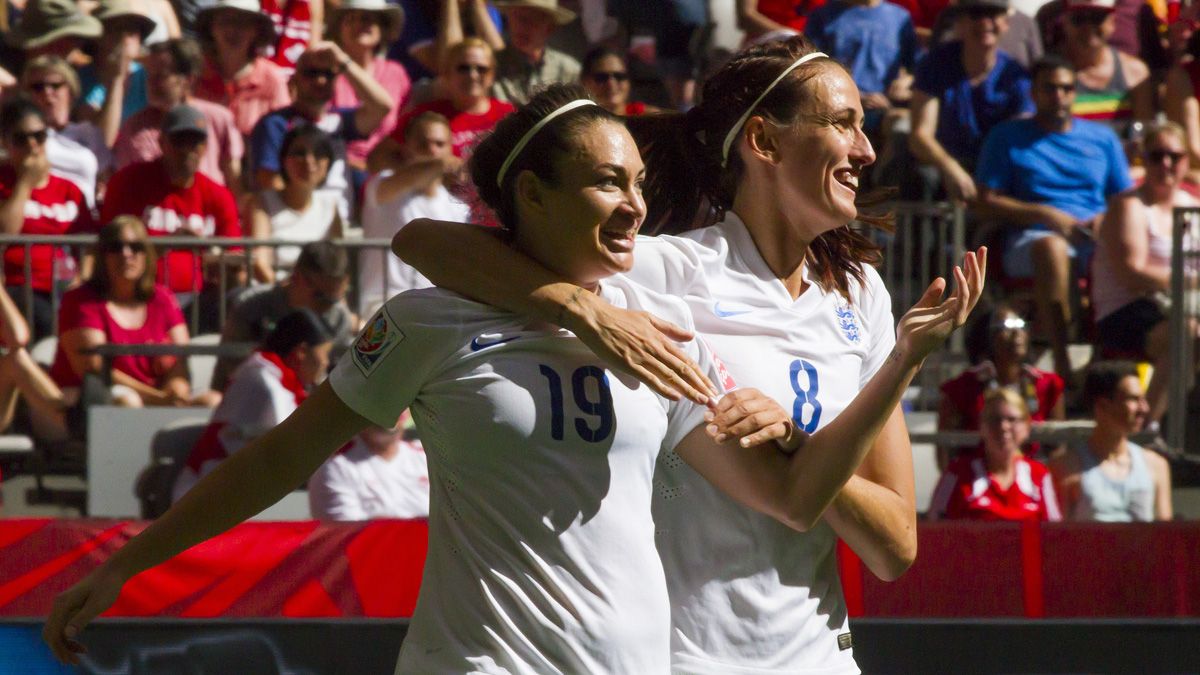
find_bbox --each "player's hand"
[894,247,986,366]
[704,388,809,453]
[43,564,127,665]
[567,298,718,405]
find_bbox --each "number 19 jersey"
[328,276,722,675]
[626,213,896,675]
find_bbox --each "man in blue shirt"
[975,55,1132,379]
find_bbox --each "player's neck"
[729,204,813,300]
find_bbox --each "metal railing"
[866,201,967,326]
[1169,208,1200,453]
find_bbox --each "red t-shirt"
[389,98,516,159]
[929,454,1062,522]
[101,160,242,293]
[887,0,950,30]
[756,0,827,32]
[0,168,95,291]
[940,362,1064,429]
[261,0,312,74]
[49,283,186,387]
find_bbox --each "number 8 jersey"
[328,277,724,675]
[627,213,895,675]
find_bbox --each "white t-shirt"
[308,436,431,520]
[46,128,101,208]
[358,172,470,314]
[625,213,895,675]
[328,276,719,675]
[258,189,340,269]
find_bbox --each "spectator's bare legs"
[0,347,70,436]
[1030,234,1072,380]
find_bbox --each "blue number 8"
[789,359,822,433]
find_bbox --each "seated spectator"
[308,422,430,520]
[804,0,917,134]
[329,0,411,180]
[114,38,243,191]
[248,125,342,280]
[975,56,1132,381]
[210,240,354,391]
[931,2,1044,69]
[929,388,1063,521]
[190,0,291,138]
[909,0,1033,202]
[20,55,110,206]
[1093,122,1198,427]
[248,42,394,217]
[101,104,242,305]
[579,48,655,117]
[359,111,468,313]
[0,97,95,340]
[1060,0,1151,143]
[7,0,101,69]
[0,284,68,436]
[488,0,581,105]
[260,0,321,75]
[1050,360,1172,521]
[367,38,514,171]
[172,309,333,502]
[48,217,212,422]
[937,304,1065,470]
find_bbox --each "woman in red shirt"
[0,97,94,340]
[580,48,656,117]
[49,217,212,416]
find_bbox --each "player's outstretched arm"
[679,249,985,532]
[43,383,370,665]
[393,218,716,403]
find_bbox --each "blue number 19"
[789,359,822,433]
[538,364,615,443]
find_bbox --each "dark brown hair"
[627,35,889,301]
[88,216,159,302]
[469,83,622,232]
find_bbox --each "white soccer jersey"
[625,213,895,675]
[328,276,721,675]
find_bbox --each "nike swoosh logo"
[713,302,753,318]
[470,335,521,351]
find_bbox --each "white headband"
[720,51,829,168]
[496,99,599,188]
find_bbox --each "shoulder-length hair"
[87,216,159,302]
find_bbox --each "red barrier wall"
[2,519,1198,619]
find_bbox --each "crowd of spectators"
[0,0,1195,521]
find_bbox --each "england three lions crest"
[834,301,861,344]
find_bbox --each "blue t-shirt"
[975,117,1133,224]
[913,41,1032,168]
[804,0,916,95]
[248,105,362,174]
[386,0,505,82]
[79,62,149,122]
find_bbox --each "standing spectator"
[1060,0,1151,141]
[0,97,95,340]
[804,0,918,134]
[329,0,411,186]
[102,104,243,302]
[113,38,244,191]
[48,217,208,415]
[78,0,157,141]
[5,0,101,67]
[1051,360,1172,521]
[261,0,322,75]
[309,423,430,520]
[937,304,1065,469]
[20,55,110,206]
[248,41,394,216]
[929,388,1063,521]
[191,0,291,138]
[358,112,467,313]
[909,0,1033,202]
[367,38,514,169]
[974,56,1131,381]
[1093,122,1199,426]
[173,309,334,502]
[489,0,581,105]
[247,125,342,281]
[387,0,505,83]
[210,240,354,391]
[579,47,655,116]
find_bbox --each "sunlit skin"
[1063,9,1115,53]
[161,131,206,187]
[1032,67,1076,130]
[291,340,333,386]
[447,46,495,112]
[1143,132,1189,196]
[293,51,339,106]
[1096,375,1150,437]
[209,8,258,71]
[504,6,556,61]
[282,140,332,188]
[145,50,190,109]
[990,309,1029,364]
[583,54,630,114]
[514,120,647,291]
[24,69,73,129]
[339,10,382,54]
[3,114,50,172]
[405,120,453,161]
[104,227,149,287]
[981,400,1031,466]
[955,7,1008,50]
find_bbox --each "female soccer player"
[45,84,981,672]
[394,37,987,672]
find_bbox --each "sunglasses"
[1068,10,1110,26]
[589,71,629,84]
[300,68,338,80]
[1039,82,1076,93]
[286,146,327,159]
[100,240,148,254]
[9,129,47,145]
[28,80,68,93]
[455,63,491,75]
[1147,149,1186,164]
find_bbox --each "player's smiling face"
[514,119,647,289]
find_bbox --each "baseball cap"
[161,104,207,138]
[1064,0,1115,11]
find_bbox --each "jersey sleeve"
[662,321,732,454]
[858,265,897,389]
[328,293,459,429]
[621,235,706,297]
